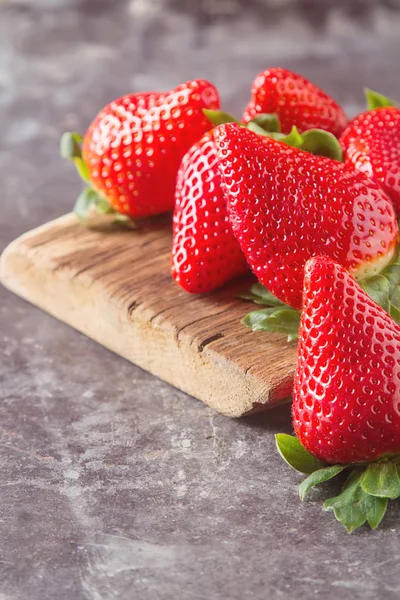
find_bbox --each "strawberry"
[294,255,400,464]
[276,256,400,532]
[171,105,344,295]
[215,123,398,310]
[242,67,347,137]
[171,130,248,293]
[61,79,219,221]
[340,90,400,214]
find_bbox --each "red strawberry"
[171,130,248,293]
[242,67,347,137]
[277,256,400,533]
[293,255,400,464]
[215,123,398,310]
[62,80,219,220]
[340,107,400,214]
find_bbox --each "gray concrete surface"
[1,1,400,598]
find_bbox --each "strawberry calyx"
[204,111,343,160]
[365,88,397,111]
[60,132,135,228]
[239,283,299,342]
[242,306,300,342]
[202,109,240,127]
[240,242,400,339]
[246,113,281,134]
[360,240,400,321]
[203,109,279,134]
[276,433,400,532]
[60,132,90,183]
[297,129,343,161]
[266,127,343,161]
[267,125,302,146]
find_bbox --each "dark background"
[1,2,400,599]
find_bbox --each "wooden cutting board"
[0,213,297,417]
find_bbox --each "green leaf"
[239,283,286,306]
[389,302,400,322]
[360,274,390,313]
[95,198,116,215]
[371,246,400,320]
[265,308,300,336]
[242,307,281,329]
[74,188,99,222]
[361,462,400,499]
[299,129,343,161]
[270,126,303,148]
[324,469,367,532]
[113,212,132,224]
[60,131,90,183]
[299,465,346,501]
[390,284,400,310]
[60,131,83,159]
[381,261,400,295]
[324,469,388,532]
[275,434,325,475]
[203,109,239,127]
[242,307,300,340]
[247,123,343,160]
[246,121,273,136]
[247,113,280,133]
[382,262,400,315]
[74,160,90,183]
[365,496,388,529]
[73,187,116,223]
[365,88,396,111]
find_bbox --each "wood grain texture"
[0,214,297,417]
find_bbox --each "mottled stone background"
[1,2,400,599]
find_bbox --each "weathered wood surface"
[0,213,297,416]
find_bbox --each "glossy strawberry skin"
[340,107,400,215]
[242,68,348,137]
[293,256,400,464]
[82,80,219,218]
[216,124,398,310]
[171,131,248,293]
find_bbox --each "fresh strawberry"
[294,255,400,464]
[171,110,344,295]
[61,79,219,221]
[171,107,343,295]
[340,91,400,214]
[215,123,398,310]
[242,67,347,137]
[171,130,248,293]
[276,256,400,532]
